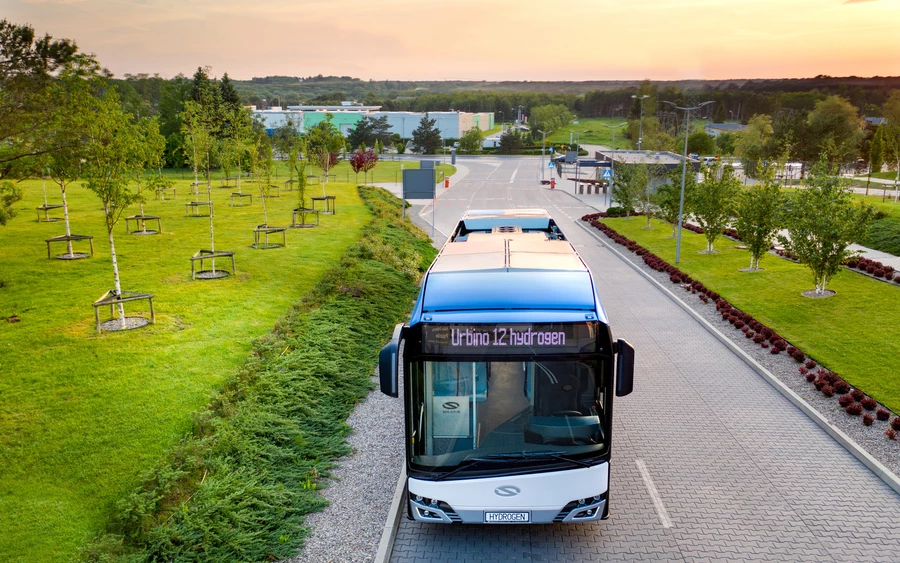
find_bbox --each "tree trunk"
[206,150,216,271]
[61,179,73,255]
[106,205,126,329]
[894,163,900,202]
[815,273,828,296]
[191,134,199,195]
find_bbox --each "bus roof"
[410,209,608,324]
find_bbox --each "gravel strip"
[593,226,900,478]
[287,372,405,563]
[286,199,441,563]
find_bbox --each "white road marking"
[510,167,519,183]
[636,459,673,528]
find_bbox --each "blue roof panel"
[463,217,552,231]
[422,271,597,312]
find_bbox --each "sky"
[6,0,900,82]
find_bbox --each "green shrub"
[863,217,900,255]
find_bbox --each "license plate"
[484,511,530,523]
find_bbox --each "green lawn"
[0,175,370,561]
[547,117,634,149]
[855,171,900,182]
[164,160,455,186]
[602,217,900,414]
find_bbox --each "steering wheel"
[552,410,582,417]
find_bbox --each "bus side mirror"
[379,324,404,398]
[615,339,634,397]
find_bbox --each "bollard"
[444,177,450,188]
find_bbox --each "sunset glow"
[7,0,899,81]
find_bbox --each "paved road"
[389,156,900,561]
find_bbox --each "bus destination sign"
[421,323,597,355]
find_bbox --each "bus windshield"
[407,357,610,472]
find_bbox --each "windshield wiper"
[432,457,505,481]
[432,452,594,481]
[480,451,593,468]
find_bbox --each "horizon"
[6,0,899,83]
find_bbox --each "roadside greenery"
[654,166,697,237]
[732,164,784,271]
[79,187,435,562]
[0,177,369,562]
[691,162,741,253]
[779,162,875,295]
[458,127,484,153]
[600,215,900,414]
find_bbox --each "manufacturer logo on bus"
[494,486,521,497]
[442,401,460,410]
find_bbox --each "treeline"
[114,73,899,127]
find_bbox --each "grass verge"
[600,216,900,413]
[78,186,436,562]
[0,175,369,561]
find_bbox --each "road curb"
[374,465,407,563]
[573,219,900,498]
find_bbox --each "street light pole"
[600,122,627,209]
[662,100,715,264]
[632,94,649,151]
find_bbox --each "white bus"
[379,209,635,524]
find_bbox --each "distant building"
[249,107,303,135]
[251,102,494,139]
[593,149,698,173]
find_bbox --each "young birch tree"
[306,113,343,190]
[84,91,163,327]
[43,61,100,256]
[655,165,698,237]
[733,162,784,270]
[249,128,276,228]
[182,99,223,269]
[692,162,741,253]
[611,163,645,217]
[218,105,253,196]
[778,161,875,296]
[132,117,166,231]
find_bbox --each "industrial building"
[250,102,494,140]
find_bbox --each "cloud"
[844,0,876,4]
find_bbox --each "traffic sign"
[548,161,555,168]
[601,169,612,179]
